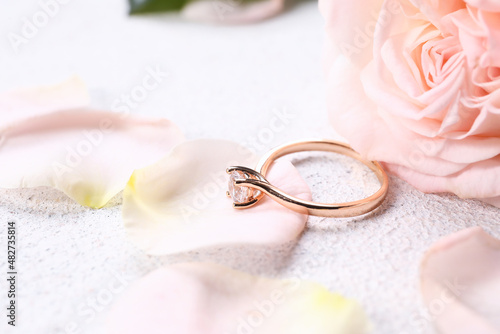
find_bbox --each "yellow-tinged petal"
[122,139,312,254]
[107,262,371,334]
[0,80,184,208]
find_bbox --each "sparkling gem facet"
[228,171,252,204]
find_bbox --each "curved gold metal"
[227,139,389,218]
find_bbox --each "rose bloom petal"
[385,155,500,199]
[181,0,284,25]
[420,227,500,334]
[106,262,371,334]
[0,80,184,208]
[465,0,500,13]
[481,195,500,207]
[412,0,465,31]
[319,0,384,68]
[320,0,500,207]
[122,139,312,255]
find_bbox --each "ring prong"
[226,191,231,197]
[226,166,239,174]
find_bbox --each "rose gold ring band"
[226,139,389,217]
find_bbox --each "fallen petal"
[0,80,184,208]
[420,227,500,334]
[181,0,285,25]
[122,139,312,254]
[107,262,371,334]
[0,76,89,125]
[0,109,183,208]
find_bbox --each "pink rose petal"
[412,0,465,31]
[465,0,500,12]
[385,155,500,200]
[319,0,384,68]
[0,76,88,124]
[181,0,285,25]
[107,262,371,334]
[421,227,500,334]
[320,0,500,207]
[122,139,312,254]
[0,79,184,208]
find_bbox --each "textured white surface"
[0,1,499,333]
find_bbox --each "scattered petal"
[182,0,285,25]
[0,80,184,208]
[107,262,371,334]
[0,76,89,124]
[420,227,500,334]
[122,139,311,254]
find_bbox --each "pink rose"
[320,0,500,207]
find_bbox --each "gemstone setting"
[228,170,252,204]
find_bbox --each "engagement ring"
[226,139,389,217]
